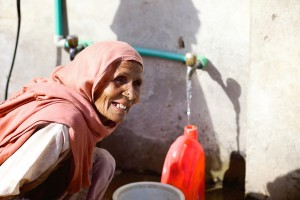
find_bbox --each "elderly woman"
[0,41,143,199]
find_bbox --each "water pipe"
[53,0,208,68]
[134,47,208,69]
[54,0,65,47]
[134,47,185,62]
[54,0,63,36]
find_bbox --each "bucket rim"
[112,181,185,200]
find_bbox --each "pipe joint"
[54,35,66,48]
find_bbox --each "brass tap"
[185,53,197,67]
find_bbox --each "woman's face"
[94,60,143,126]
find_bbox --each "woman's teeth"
[116,103,127,110]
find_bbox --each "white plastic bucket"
[112,181,185,200]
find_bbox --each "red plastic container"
[161,125,205,200]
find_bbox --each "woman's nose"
[123,84,136,101]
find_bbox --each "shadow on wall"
[222,151,246,200]
[203,60,242,153]
[245,169,300,200]
[202,61,245,197]
[110,0,199,51]
[101,0,241,189]
[195,60,244,186]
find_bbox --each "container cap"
[184,125,198,139]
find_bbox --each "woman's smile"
[110,101,129,117]
[112,102,127,111]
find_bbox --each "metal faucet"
[185,53,202,80]
[66,35,85,60]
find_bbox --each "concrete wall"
[0,0,298,198]
[246,0,300,199]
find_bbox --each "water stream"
[186,67,193,125]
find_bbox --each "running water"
[186,67,193,125]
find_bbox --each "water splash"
[186,67,193,125]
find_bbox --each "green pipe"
[134,47,208,68]
[133,47,186,63]
[64,40,208,68]
[54,0,63,36]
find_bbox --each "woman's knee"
[92,148,116,175]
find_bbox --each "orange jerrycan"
[161,125,205,200]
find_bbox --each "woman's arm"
[0,123,70,197]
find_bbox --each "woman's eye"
[133,80,142,87]
[114,76,127,84]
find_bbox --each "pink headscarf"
[0,41,143,193]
